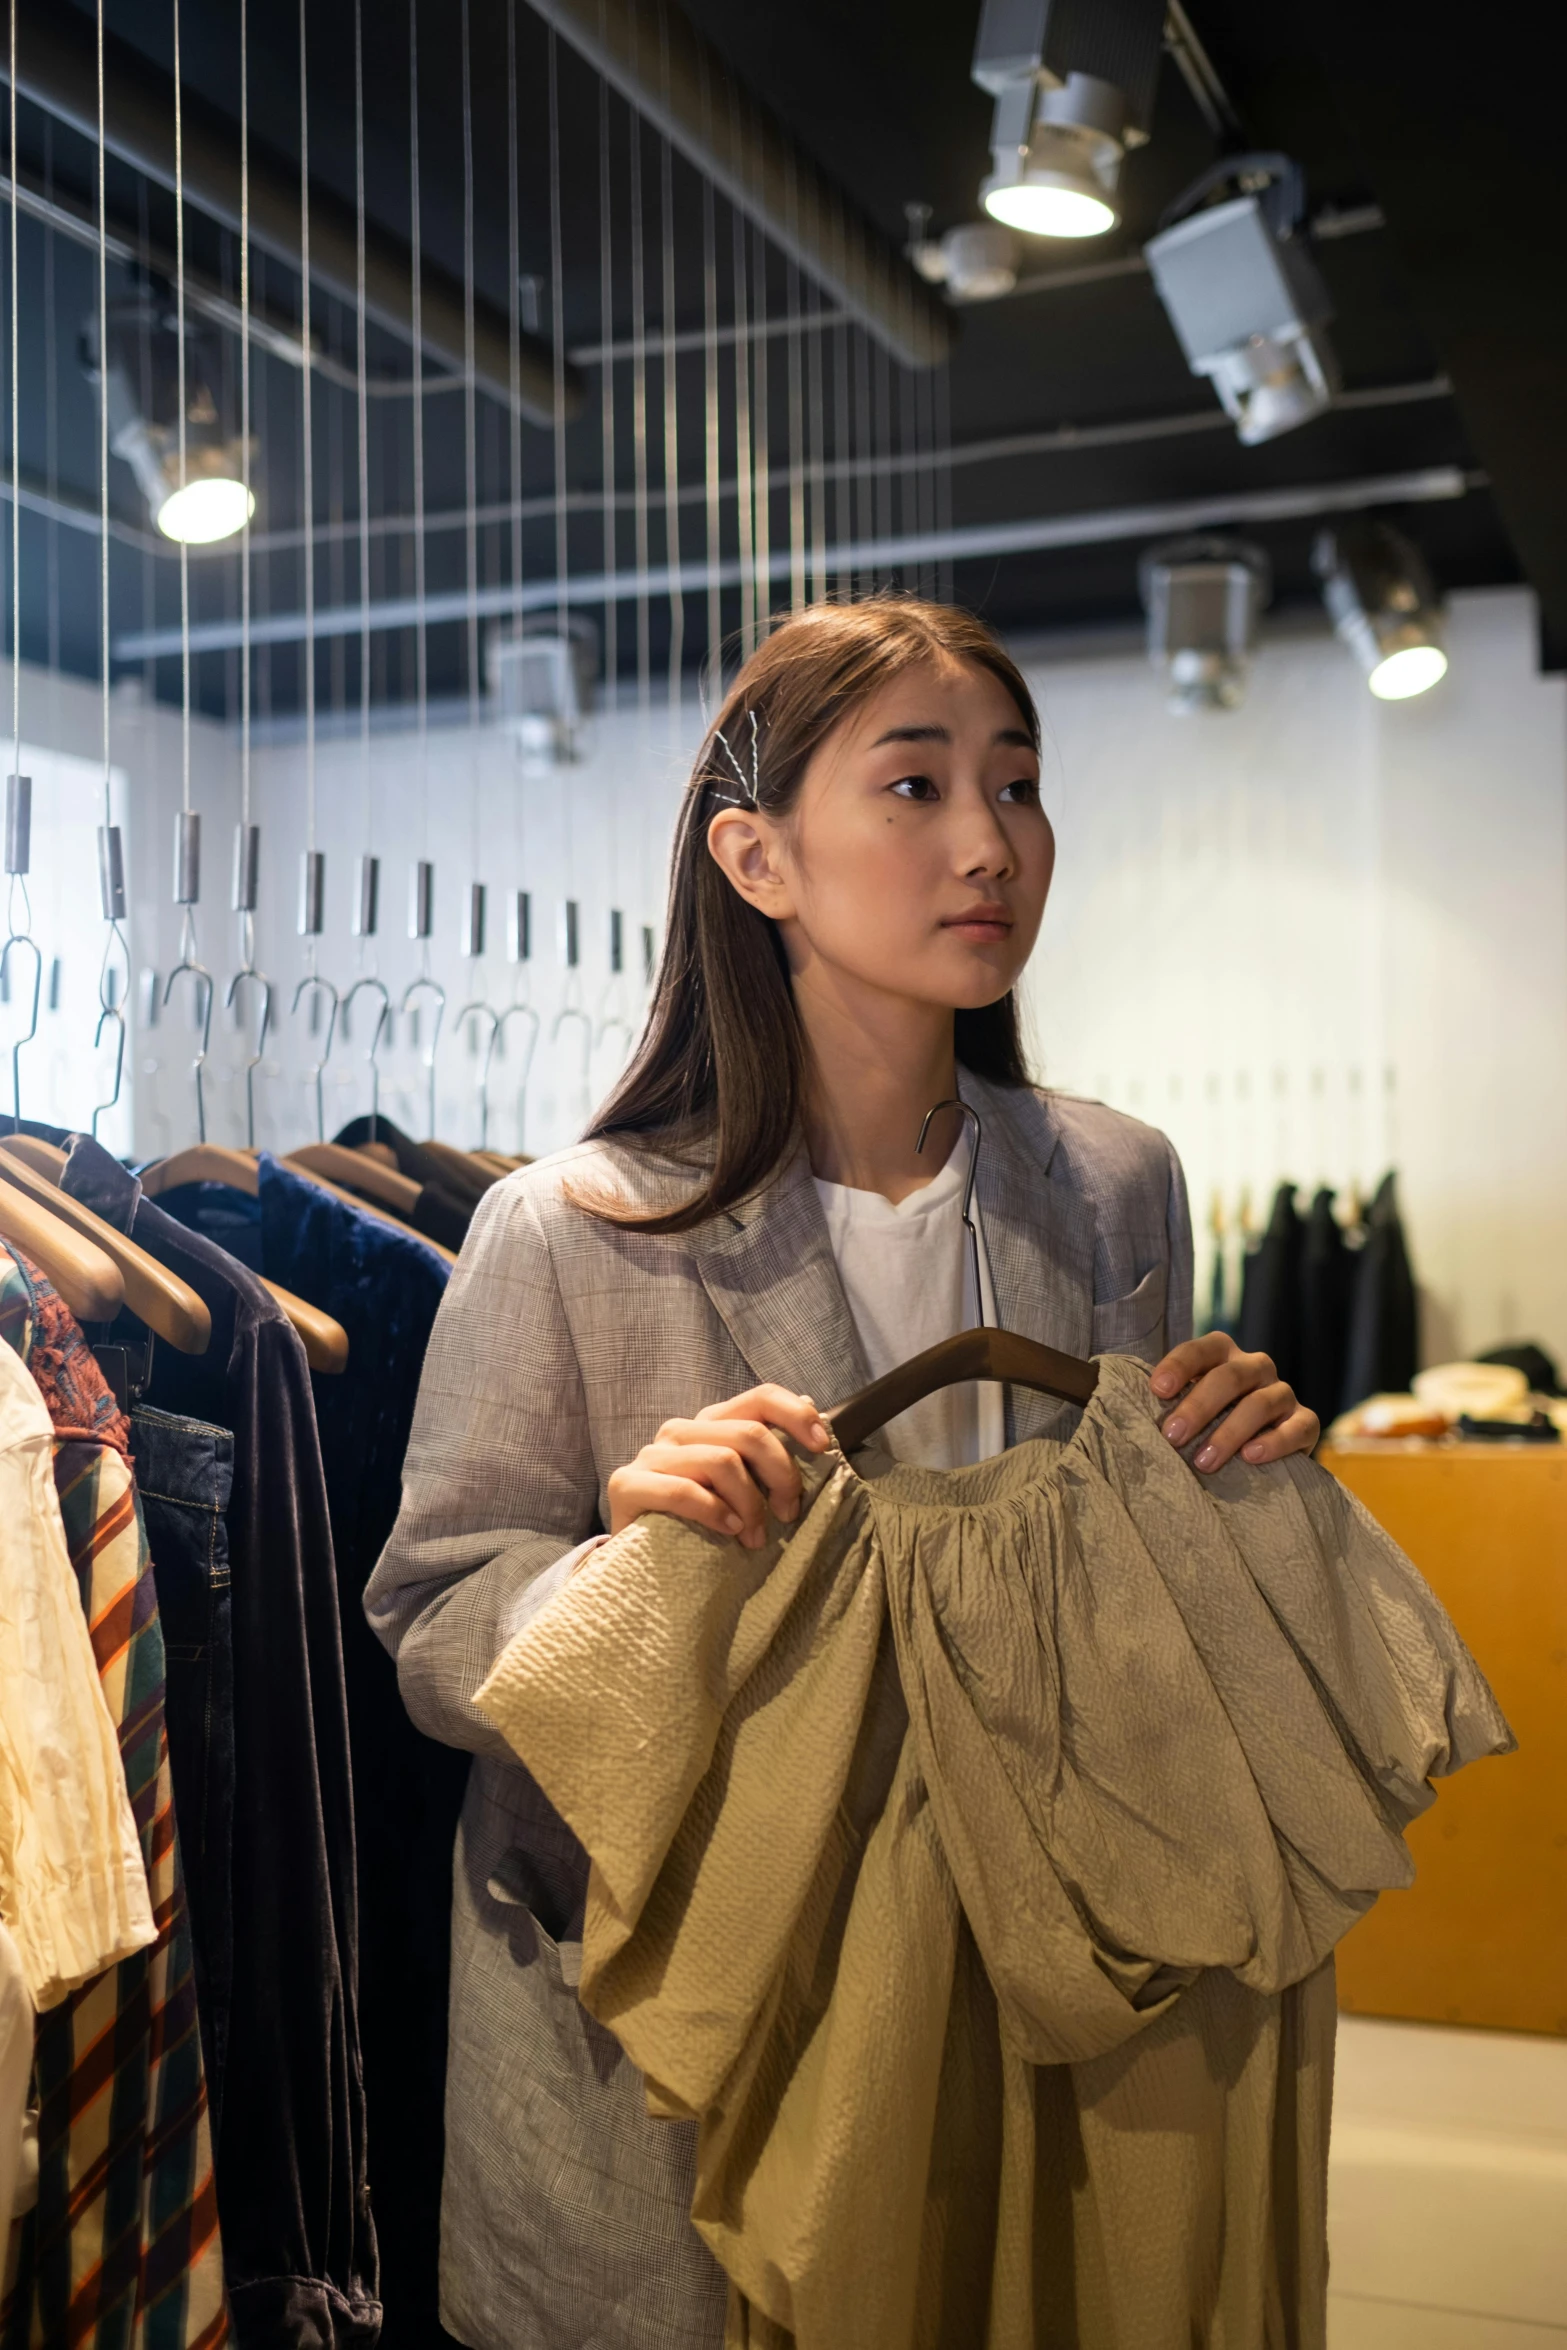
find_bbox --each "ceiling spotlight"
[1144,156,1339,445]
[1138,535,1271,713]
[971,0,1166,241]
[1313,521,1448,701]
[487,614,600,768]
[906,213,1019,303]
[81,290,254,546]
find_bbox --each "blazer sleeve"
[363,1174,602,1760]
[1164,1135,1195,1351]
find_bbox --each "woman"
[366,598,1318,2350]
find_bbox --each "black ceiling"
[6,0,1561,718]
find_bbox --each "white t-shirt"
[814,1148,1005,1469]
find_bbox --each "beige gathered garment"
[475,1354,1513,2350]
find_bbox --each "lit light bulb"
[1368,644,1448,701]
[156,477,255,545]
[982,180,1116,238]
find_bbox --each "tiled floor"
[1328,2015,1567,2346]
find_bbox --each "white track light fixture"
[971,0,1167,240]
[487,614,600,768]
[1313,520,1448,701]
[81,289,255,544]
[1144,157,1338,445]
[1138,535,1271,712]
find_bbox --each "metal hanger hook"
[162,955,216,1146]
[401,975,446,1141]
[90,1003,127,1139]
[342,975,392,1140]
[916,1095,987,1329]
[0,931,41,1123]
[455,1000,501,1150]
[487,1002,540,1153]
[291,973,341,1144]
[226,967,274,1148]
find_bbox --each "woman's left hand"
[1150,1333,1319,1471]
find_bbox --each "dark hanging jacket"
[1341,1171,1419,1411]
[1296,1188,1356,1426]
[1237,1182,1304,1391]
[57,1135,380,2350]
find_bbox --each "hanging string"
[915,360,935,597]
[597,69,617,714]
[461,0,482,956]
[783,149,804,612]
[409,0,428,873]
[96,7,111,823]
[701,165,720,692]
[659,128,683,741]
[729,193,754,660]
[853,323,872,594]
[807,287,827,604]
[355,0,371,874]
[934,356,954,605]
[831,307,850,602]
[548,30,568,636]
[239,0,252,836]
[173,1,193,833]
[297,0,316,916]
[8,0,19,798]
[628,103,650,719]
[507,0,528,947]
[750,219,770,631]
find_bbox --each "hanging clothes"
[332,1117,493,1250]
[0,1249,228,2350]
[158,1157,464,2350]
[1296,1187,1356,1425]
[1237,1181,1303,1388]
[475,1354,1511,2350]
[53,1136,379,2350]
[1342,1171,1419,1410]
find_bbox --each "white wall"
[1020,588,1567,1367]
[6,583,1565,1372]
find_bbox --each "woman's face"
[709,656,1055,1014]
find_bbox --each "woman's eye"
[999,776,1041,804]
[889,775,939,801]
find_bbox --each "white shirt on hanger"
[814,1143,1005,1469]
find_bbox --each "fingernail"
[1163,1417,1189,1447]
[779,1495,799,1523]
[1243,1442,1264,1463]
[1194,1444,1218,1471]
[1152,1371,1177,1396]
[809,1419,831,1449]
[724,1512,744,1535]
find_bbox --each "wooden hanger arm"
[142,1146,261,1198]
[825,1327,1099,1455]
[0,1172,127,1325]
[260,1279,349,1374]
[0,1142,211,1353]
[1,1134,68,1180]
[285,1144,422,1215]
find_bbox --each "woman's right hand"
[607,1384,833,1550]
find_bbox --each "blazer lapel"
[963,1076,1098,1444]
[687,1147,874,1413]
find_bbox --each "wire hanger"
[824,1096,1100,1456]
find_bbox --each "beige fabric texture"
[476,1354,1512,2350]
[0,1343,155,2014]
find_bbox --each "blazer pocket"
[486,1852,585,1989]
[1091,1261,1169,1360]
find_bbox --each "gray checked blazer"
[365,1074,1192,2350]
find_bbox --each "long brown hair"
[579,595,1038,1234]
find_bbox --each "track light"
[970,0,1166,241]
[906,212,1019,303]
[81,290,254,545]
[1138,535,1270,713]
[487,615,600,767]
[1144,157,1339,445]
[1313,521,1448,701]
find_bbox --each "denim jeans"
[131,1404,236,2144]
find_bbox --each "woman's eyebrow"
[868,722,950,747]
[995,727,1036,749]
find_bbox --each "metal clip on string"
[2,775,40,1122]
[915,1096,987,1327]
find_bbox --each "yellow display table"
[1320,1440,1567,2036]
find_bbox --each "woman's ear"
[705,809,797,919]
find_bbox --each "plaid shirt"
[1,1248,228,2350]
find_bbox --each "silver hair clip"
[708,709,762,808]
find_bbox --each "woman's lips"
[943,909,1013,942]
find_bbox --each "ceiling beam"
[526,0,952,370]
[4,1,580,425]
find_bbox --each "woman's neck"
[793,974,963,1203]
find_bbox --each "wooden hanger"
[284,1142,422,1215]
[822,1096,1100,1455]
[273,1153,460,1266]
[826,1327,1097,1454]
[135,1147,350,1374]
[0,1170,126,1325]
[0,1140,211,1353]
